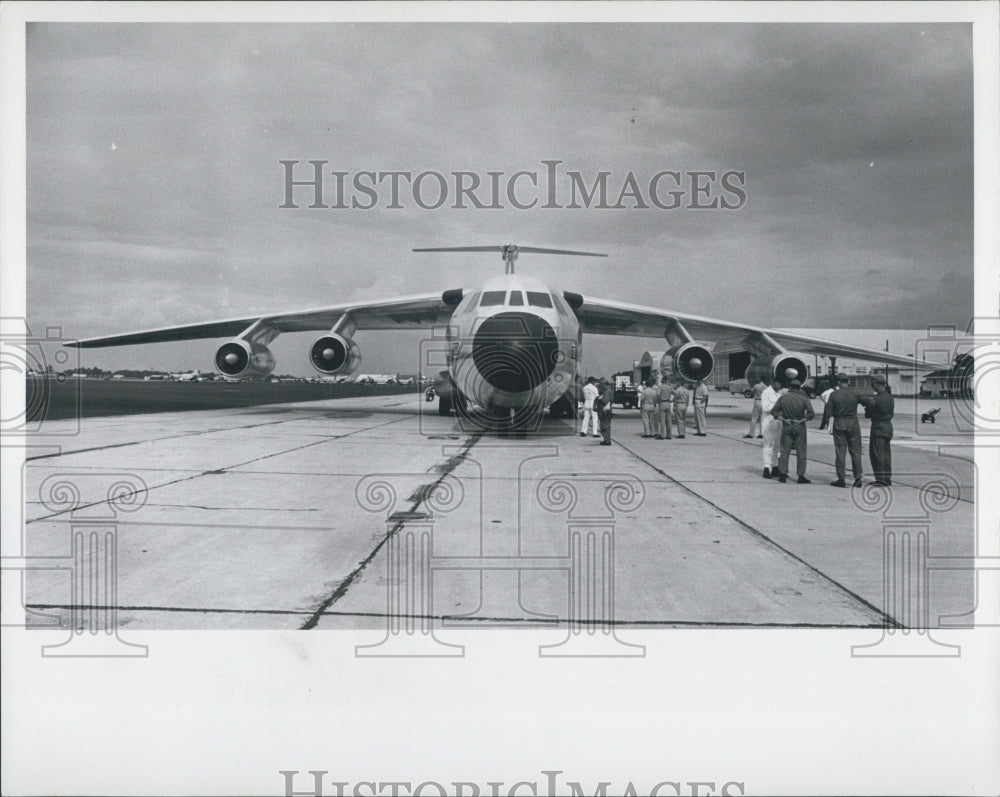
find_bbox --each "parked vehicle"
[728,378,753,398]
[612,372,639,409]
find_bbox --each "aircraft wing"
[576,296,927,369]
[68,293,453,348]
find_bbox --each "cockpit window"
[480,291,506,307]
[526,291,553,308]
[508,291,524,306]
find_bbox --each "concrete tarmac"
[20,393,974,632]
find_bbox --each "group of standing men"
[753,372,895,486]
[819,373,895,487]
[637,376,710,439]
[579,370,895,488]
[580,375,712,444]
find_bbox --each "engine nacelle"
[214,340,276,379]
[660,343,714,382]
[309,333,361,375]
[745,354,808,387]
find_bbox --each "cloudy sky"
[25,22,974,374]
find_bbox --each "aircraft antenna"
[413,244,606,275]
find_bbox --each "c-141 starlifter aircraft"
[69,244,926,434]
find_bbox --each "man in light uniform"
[759,374,781,478]
[744,377,767,438]
[672,380,690,439]
[639,378,658,437]
[580,376,600,438]
[692,379,710,436]
[656,375,675,439]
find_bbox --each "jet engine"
[214,340,276,379]
[745,354,808,387]
[660,342,714,382]
[309,333,361,375]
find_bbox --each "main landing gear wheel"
[548,394,576,420]
[437,394,452,416]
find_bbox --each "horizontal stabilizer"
[414,245,606,258]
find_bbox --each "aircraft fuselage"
[444,274,581,415]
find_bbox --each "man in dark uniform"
[868,376,894,485]
[819,373,866,488]
[770,379,815,484]
[595,378,615,446]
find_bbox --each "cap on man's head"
[871,375,887,385]
[789,379,802,388]
[836,373,850,383]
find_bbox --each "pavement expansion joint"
[612,437,902,630]
[299,431,484,630]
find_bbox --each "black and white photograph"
[2,2,998,795]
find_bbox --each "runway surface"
[19,393,975,634]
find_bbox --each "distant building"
[919,369,953,398]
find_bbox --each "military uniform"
[820,385,866,486]
[771,385,815,482]
[692,381,709,436]
[656,380,674,439]
[596,382,614,445]
[672,383,690,438]
[869,385,894,484]
[640,384,659,437]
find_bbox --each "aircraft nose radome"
[472,312,559,394]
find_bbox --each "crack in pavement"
[25,603,887,628]
[299,432,484,630]
[614,438,902,629]
[26,414,412,524]
[25,410,344,462]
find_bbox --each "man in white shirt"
[820,381,835,436]
[744,378,767,438]
[759,374,782,478]
[580,376,600,437]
